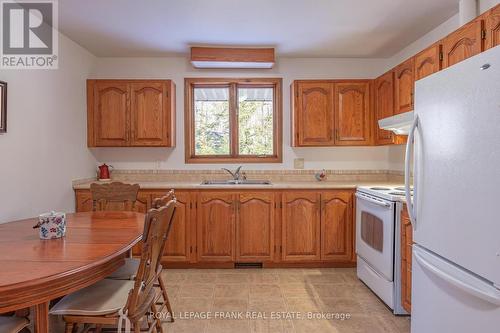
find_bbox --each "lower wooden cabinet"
[197,192,236,262]
[236,192,275,262]
[74,188,355,266]
[152,191,193,262]
[321,191,354,261]
[401,204,413,313]
[75,190,93,212]
[282,192,321,261]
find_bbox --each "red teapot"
[97,163,113,180]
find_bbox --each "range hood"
[378,111,414,135]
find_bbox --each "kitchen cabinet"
[442,19,483,69]
[87,79,175,147]
[291,80,372,147]
[292,81,335,146]
[281,192,321,261]
[152,191,193,263]
[236,192,275,262]
[394,58,415,114]
[89,81,129,147]
[321,191,354,262]
[485,4,500,50]
[75,190,93,212]
[197,192,236,262]
[75,187,355,267]
[401,204,413,313]
[414,43,442,81]
[334,81,371,146]
[373,71,395,145]
[130,82,175,146]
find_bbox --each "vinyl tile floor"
[46,268,410,333]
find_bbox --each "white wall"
[0,34,97,223]
[90,56,400,171]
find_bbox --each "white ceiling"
[58,0,460,58]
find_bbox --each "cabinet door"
[442,20,483,69]
[93,81,130,146]
[150,191,192,263]
[334,82,371,145]
[294,81,335,146]
[236,192,275,261]
[394,58,415,114]
[130,82,170,146]
[401,205,413,313]
[197,192,236,262]
[414,43,442,81]
[320,191,354,261]
[374,71,394,145]
[485,5,500,50]
[133,192,150,213]
[75,190,93,212]
[282,192,321,261]
[130,191,151,256]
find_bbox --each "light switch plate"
[294,158,304,169]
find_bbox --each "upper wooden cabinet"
[414,43,442,81]
[373,71,394,145]
[334,82,371,146]
[442,19,483,69]
[394,58,415,114]
[291,80,372,147]
[292,81,335,146]
[320,191,354,262]
[197,192,236,262]
[281,192,321,261]
[236,192,275,262]
[87,80,175,147]
[89,81,130,146]
[485,4,500,50]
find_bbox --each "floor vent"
[235,262,262,269]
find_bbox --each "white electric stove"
[355,185,412,315]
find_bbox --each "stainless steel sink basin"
[201,179,272,185]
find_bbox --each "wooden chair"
[49,198,177,333]
[0,316,30,333]
[90,182,140,212]
[106,190,176,323]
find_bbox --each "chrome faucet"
[222,166,243,181]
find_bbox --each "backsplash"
[76,169,404,184]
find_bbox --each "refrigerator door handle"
[414,245,500,306]
[405,116,418,230]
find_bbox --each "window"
[185,78,282,163]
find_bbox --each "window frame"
[184,77,282,163]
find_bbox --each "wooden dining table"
[0,211,145,333]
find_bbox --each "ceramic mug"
[38,211,66,240]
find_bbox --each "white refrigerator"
[405,45,500,333]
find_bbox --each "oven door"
[355,192,395,281]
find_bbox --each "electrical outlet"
[294,158,304,169]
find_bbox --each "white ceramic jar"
[38,211,66,239]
